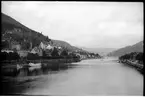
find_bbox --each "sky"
[2,1,143,48]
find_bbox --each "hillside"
[1,13,87,53]
[2,13,50,49]
[79,47,116,56]
[2,13,37,32]
[108,41,143,57]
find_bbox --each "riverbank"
[1,58,81,66]
[119,60,143,74]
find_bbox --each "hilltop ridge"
[108,41,143,57]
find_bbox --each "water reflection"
[1,62,77,77]
[1,58,143,95]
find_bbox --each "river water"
[2,57,143,96]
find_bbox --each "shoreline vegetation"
[118,52,143,74]
[1,57,100,68]
[1,58,81,64]
[1,57,99,63]
[119,60,143,74]
[1,49,101,69]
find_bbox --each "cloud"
[2,2,143,48]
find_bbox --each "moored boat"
[16,64,22,70]
[28,63,41,67]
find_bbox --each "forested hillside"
[1,13,87,53]
[108,41,143,57]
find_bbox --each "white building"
[1,49,14,53]
[46,44,54,50]
[39,42,47,50]
[31,47,43,56]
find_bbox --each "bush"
[119,52,143,63]
[27,53,40,60]
[51,47,59,57]
[60,49,68,58]
[135,52,143,62]
[1,51,20,60]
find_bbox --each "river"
[2,57,143,96]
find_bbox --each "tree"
[61,49,68,57]
[51,47,59,57]
[27,53,40,60]
[45,36,51,42]
[12,52,20,60]
[1,40,9,49]
[21,42,30,50]
[1,52,20,60]
[1,52,8,60]
[136,52,143,62]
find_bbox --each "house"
[52,47,62,56]
[39,41,54,50]
[39,42,47,50]
[46,44,54,50]
[10,41,21,50]
[44,49,53,56]
[39,41,50,50]
[58,47,62,49]
[31,47,43,56]
[6,31,12,34]
[1,49,14,53]
[17,50,30,57]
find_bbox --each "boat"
[28,63,41,67]
[29,66,41,71]
[16,64,22,70]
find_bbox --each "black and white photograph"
[1,1,144,96]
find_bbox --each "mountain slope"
[108,41,143,57]
[1,13,87,53]
[79,47,116,55]
[2,13,35,32]
[2,13,51,48]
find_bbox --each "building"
[44,49,53,56]
[39,41,51,50]
[58,49,63,56]
[31,47,43,56]
[1,49,14,53]
[46,44,54,50]
[17,50,30,57]
[10,41,21,50]
[39,42,47,50]
[39,41,54,50]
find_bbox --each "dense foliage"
[51,47,60,57]
[1,52,20,60]
[27,53,40,60]
[119,52,143,64]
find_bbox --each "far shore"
[1,57,101,64]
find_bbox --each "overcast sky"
[2,2,143,48]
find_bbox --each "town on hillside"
[1,38,101,62]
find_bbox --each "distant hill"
[51,39,88,52]
[1,13,87,53]
[108,41,143,57]
[78,47,116,56]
